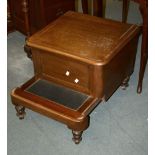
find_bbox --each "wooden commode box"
[11,11,140,144]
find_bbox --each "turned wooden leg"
[121,76,130,90]
[137,52,147,93]
[68,116,89,144]
[137,2,148,94]
[72,130,83,144]
[15,105,26,119]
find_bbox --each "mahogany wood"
[22,0,30,37]
[81,0,148,94]
[93,0,103,17]
[122,0,148,93]
[7,0,15,33]
[137,0,148,93]
[9,0,75,35]
[81,0,106,17]
[11,11,140,144]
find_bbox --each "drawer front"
[41,53,91,93]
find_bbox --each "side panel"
[92,36,139,100]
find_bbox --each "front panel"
[32,49,93,95]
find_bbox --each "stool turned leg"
[68,116,90,144]
[72,130,83,144]
[15,105,26,119]
[121,76,130,90]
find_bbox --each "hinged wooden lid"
[27,11,140,65]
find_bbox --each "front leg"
[15,105,26,120]
[68,116,90,144]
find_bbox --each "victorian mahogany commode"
[11,11,140,144]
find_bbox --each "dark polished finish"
[81,0,106,18]
[137,0,148,94]
[122,0,148,93]
[22,0,30,37]
[93,0,103,17]
[81,0,148,94]
[9,0,28,34]
[8,0,147,94]
[9,0,75,35]
[7,0,14,33]
[11,11,140,144]
[15,105,26,119]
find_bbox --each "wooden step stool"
[11,11,140,144]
